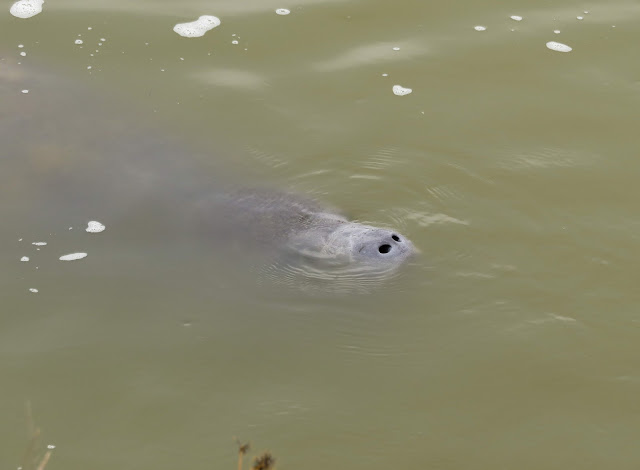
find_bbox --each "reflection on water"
[3,0,640,469]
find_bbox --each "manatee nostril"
[378,244,392,254]
[391,234,400,242]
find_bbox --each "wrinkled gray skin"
[1,57,415,275]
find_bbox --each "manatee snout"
[371,231,410,256]
[344,225,415,264]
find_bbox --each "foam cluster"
[9,0,43,18]
[173,16,221,38]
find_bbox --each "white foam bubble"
[20,51,26,56]
[553,29,561,34]
[21,89,29,94]
[29,288,38,293]
[382,73,388,77]
[47,445,56,449]
[275,8,290,15]
[392,46,400,51]
[392,84,412,96]
[75,39,83,45]
[32,242,47,246]
[10,0,44,19]
[577,16,583,20]
[546,41,572,52]
[232,40,239,45]
[59,252,87,261]
[21,256,29,262]
[474,25,486,31]
[510,15,523,21]
[173,15,221,38]
[85,220,105,233]
[18,44,24,48]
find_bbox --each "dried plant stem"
[236,439,250,470]
[20,401,53,470]
[20,426,41,470]
[36,450,52,470]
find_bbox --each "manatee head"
[286,215,415,270]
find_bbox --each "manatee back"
[192,189,348,248]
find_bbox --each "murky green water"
[2,0,640,469]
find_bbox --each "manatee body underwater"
[0,57,415,288]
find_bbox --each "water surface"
[2,1,640,469]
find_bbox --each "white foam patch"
[10,0,44,19]
[392,85,412,96]
[29,288,38,293]
[275,8,290,15]
[554,30,561,34]
[474,25,486,31]
[173,15,221,38]
[510,15,523,21]
[21,256,29,262]
[32,242,47,246]
[86,220,105,233]
[75,39,83,45]
[546,41,572,52]
[59,252,87,261]
[21,90,29,94]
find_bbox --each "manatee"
[0,57,415,284]
[194,190,414,270]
